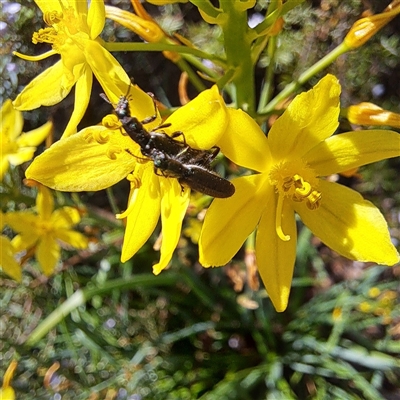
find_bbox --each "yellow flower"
[25,86,229,274]
[0,360,17,400]
[199,74,400,312]
[12,0,133,137]
[347,102,400,128]
[1,99,52,180]
[4,184,88,275]
[344,1,400,49]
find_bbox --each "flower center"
[269,158,321,241]
[37,219,53,236]
[33,2,83,49]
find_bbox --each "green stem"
[104,42,225,66]
[175,58,207,92]
[181,53,223,80]
[106,187,119,215]
[258,35,277,113]
[219,3,256,114]
[260,42,350,114]
[25,273,178,347]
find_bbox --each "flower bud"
[347,102,400,128]
[344,1,400,49]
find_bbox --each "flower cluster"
[1,183,88,278]
[2,0,400,312]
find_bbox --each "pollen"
[32,27,58,45]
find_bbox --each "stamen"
[275,192,290,241]
[293,174,312,197]
[291,174,321,210]
[282,176,293,192]
[32,28,57,44]
[102,115,121,130]
[306,191,322,210]
[85,130,110,144]
[106,145,122,160]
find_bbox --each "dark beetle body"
[112,94,235,198]
[153,151,235,198]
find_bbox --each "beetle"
[106,92,235,198]
[152,151,235,199]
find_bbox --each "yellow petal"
[17,121,53,147]
[13,60,72,110]
[295,180,400,265]
[121,166,161,262]
[62,67,92,137]
[269,74,340,160]
[7,148,37,166]
[87,0,105,39]
[1,99,23,141]
[37,185,54,220]
[52,207,81,227]
[256,195,297,312]
[11,232,38,252]
[305,129,400,176]
[56,229,88,249]
[220,108,272,171]
[25,126,136,191]
[84,43,158,124]
[36,235,60,275]
[199,174,266,266]
[0,158,9,180]
[0,387,16,400]
[0,236,22,282]
[164,85,228,149]
[152,178,190,275]
[5,212,39,238]
[81,39,131,105]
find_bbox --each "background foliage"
[1,0,400,399]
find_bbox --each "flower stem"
[175,58,207,92]
[219,3,256,114]
[258,35,277,113]
[106,187,120,215]
[104,42,225,66]
[259,42,350,114]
